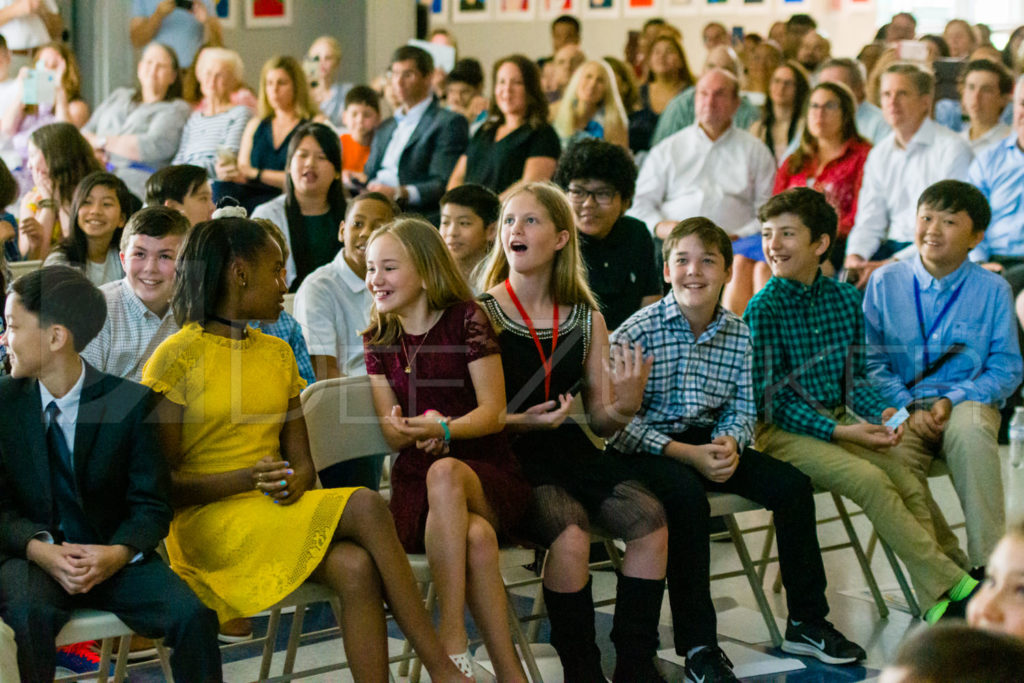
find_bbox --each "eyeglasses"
[809,101,841,112]
[567,185,618,205]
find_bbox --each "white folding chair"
[758,489,908,619]
[54,610,172,683]
[8,259,43,280]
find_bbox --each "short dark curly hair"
[553,139,638,204]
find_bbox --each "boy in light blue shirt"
[864,179,1022,577]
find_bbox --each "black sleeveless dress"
[479,294,656,517]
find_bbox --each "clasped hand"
[252,456,303,505]
[692,436,739,483]
[29,540,132,595]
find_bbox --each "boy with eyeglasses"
[554,139,662,331]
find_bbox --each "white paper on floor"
[474,643,565,682]
[715,605,788,644]
[838,585,914,614]
[658,642,805,678]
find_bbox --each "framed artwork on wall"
[496,0,536,20]
[453,0,493,22]
[539,0,577,17]
[582,0,618,18]
[621,0,658,15]
[429,0,449,22]
[664,0,698,15]
[213,0,236,29]
[245,0,292,28]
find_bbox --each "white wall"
[72,1,411,108]
[439,1,879,77]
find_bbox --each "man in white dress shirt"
[628,68,776,243]
[844,63,973,285]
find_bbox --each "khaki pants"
[896,401,1004,569]
[0,618,18,683]
[756,410,965,609]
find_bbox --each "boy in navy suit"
[0,266,222,682]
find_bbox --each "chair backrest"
[300,375,392,471]
[8,259,43,280]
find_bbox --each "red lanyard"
[505,279,559,401]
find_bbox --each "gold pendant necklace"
[400,313,439,373]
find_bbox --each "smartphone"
[175,0,194,10]
[731,26,744,43]
[302,56,320,90]
[896,40,930,63]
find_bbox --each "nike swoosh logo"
[802,634,826,650]
[691,675,705,683]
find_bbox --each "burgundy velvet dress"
[363,300,532,553]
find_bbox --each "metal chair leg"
[259,608,282,680]
[878,537,922,617]
[832,493,889,618]
[724,514,782,648]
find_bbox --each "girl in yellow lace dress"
[142,216,471,683]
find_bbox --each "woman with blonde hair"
[363,218,531,680]
[172,47,253,178]
[552,60,629,150]
[216,55,313,212]
[968,519,1024,640]
[480,182,667,682]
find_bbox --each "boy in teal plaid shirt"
[745,187,977,622]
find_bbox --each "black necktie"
[45,402,94,544]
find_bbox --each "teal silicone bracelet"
[437,418,451,444]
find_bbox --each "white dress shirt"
[627,123,776,238]
[960,123,1012,153]
[373,95,432,204]
[846,118,973,260]
[39,359,86,463]
[293,249,372,378]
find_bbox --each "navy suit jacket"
[0,362,172,564]
[364,96,469,222]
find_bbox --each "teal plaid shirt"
[744,272,890,441]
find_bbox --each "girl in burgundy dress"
[363,218,530,682]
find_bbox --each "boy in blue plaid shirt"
[608,218,863,682]
[746,188,978,624]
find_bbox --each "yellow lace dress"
[142,322,356,623]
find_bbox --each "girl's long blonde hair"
[553,60,628,145]
[481,182,598,310]
[363,218,474,347]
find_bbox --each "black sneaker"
[684,645,738,683]
[781,619,866,665]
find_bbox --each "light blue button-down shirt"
[863,256,1022,408]
[968,132,1024,261]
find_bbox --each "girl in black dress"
[480,182,668,682]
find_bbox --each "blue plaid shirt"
[252,311,316,386]
[608,294,755,455]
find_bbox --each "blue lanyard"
[913,276,965,368]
